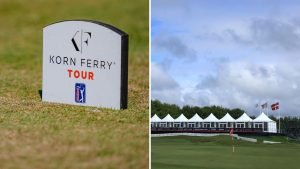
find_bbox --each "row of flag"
[255,102,279,111]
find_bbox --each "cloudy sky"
[151,0,300,116]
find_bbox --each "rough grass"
[152,136,300,169]
[0,0,148,168]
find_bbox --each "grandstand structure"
[151,112,277,133]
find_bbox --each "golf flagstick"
[230,128,234,153]
[232,135,234,153]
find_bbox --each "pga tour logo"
[75,83,86,103]
[43,20,128,109]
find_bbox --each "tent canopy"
[174,114,189,122]
[236,113,253,122]
[189,113,203,122]
[203,113,219,122]
[161,114,174,122]
[151,114,161,122]
[253,112,274,122]
[219,113,235,122]
[152,112,274,123]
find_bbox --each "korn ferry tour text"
[49,55,116,80]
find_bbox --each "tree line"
[151,100,245,119]
[274,117,300,138]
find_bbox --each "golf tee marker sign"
[43,20,128,109]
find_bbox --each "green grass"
[239,135,292,143]
[0,0,148,168]
[152,135,300,169]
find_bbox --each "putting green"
[152,135,300,169]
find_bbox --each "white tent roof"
[219,113,235,122]
[161,114,174,122]
[236,113,253,122]
[151,114,161,122]
[203,113,219,122]
[189,113,203,122]
[253,112,274,122]
[174,114,189,122]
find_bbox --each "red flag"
[271,102,279,111]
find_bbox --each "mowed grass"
[152,136,300,169]
[0,0,148,169]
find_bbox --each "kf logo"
[71,30,92,53]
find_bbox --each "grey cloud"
[152,59,300,116]
[251,19,300,50]
[152,90,183,107]
[153,36,197,61]
[152,63,180,91]
[151,63,183,106]
[225,29,251,44]
[182,90,211,107]
[196,75,218,90]
[226,18,300,51]
[197,32,224,42]
[248,65,272,78]
[192,61,300,116]
[160,58,173,70]
[152,0,191,17]
[258,67,270,77]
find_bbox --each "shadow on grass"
[38,89,42,99]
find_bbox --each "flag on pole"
[261,102,268,109]
[271,102,279,111]
[271,102,281,133]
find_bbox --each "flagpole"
[279,109,281,134]
[232,131,234,153]
[232,136,234,153]
[267,102,269,117]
